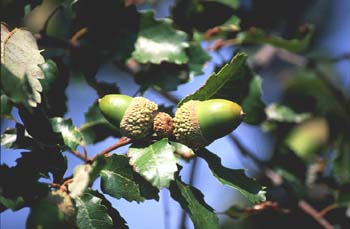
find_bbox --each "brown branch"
[69,150,89,162]
[91,137,132,161]
[298,200,334,229]
[70,27,88,45]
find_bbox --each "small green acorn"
[98,94,158,139]
[173,99,244,149]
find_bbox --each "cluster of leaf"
[1,0,349,228]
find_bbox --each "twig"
[179,158,198,229]
[69,150,89,162]
[318,204,338,218]
[71,27,88,45]
[82,145,88,160]
[91,137,131,161]
[298,200,334,229]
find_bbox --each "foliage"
[1,0,349,228]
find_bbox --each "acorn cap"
[120,97,158,139]
[153,112,174,138]
[173,99,243,149]
[98,94,158,139]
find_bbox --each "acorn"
[98,94,158,139]
[173,99,244,149]
[153,112,174,138]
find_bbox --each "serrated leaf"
[69,157,106,198]
[179,52,251,106]
[169,177,219,229]
[76,193,113,229]
[39,60,68,117]
[236,25,314,53]
[1,128,17,148]
[85,189,128,229]
[100,154,159,202]
[69,165,93,199]
[128,139,178,189]
[0,195,25,211]
[50,117,84,150]
[0,94,14,119]
[241,74,266,124]
[80,102,120,145]
[1,123,36,150]
[197,148,266,204]
[265,103,311,123]
[132,10,189,64]
[1,23,45,108]
[187,43,211,77]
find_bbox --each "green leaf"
[236,25,314,53]
[241,75,266,124]
[333,135,350,184]
[179,52,251,106]
[26,190,75,229]
[0,94,14,119]
[187,43,211,77]
[128,139,178,189]
[0,195,25,211]
[80,102,120,145]
[50,117,84,150]
[169,177,219,229]
[197,148,266,203]
[0,123,36,149]
[206,0,240,9]
[1,23,45,108]
[75,193,113,229]
[179,52,265,125]
[69,157,106,198]
[336,187,350,208]
[265,103,311,123]
[39,60,68,117]
[100,154,159,202]
[85,189,128,229]
[132,11,189,64]
[1,128,17,148]
[135,63,188,91]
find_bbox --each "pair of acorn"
[99,94,244,149]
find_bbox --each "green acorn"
[173,99,244,149]
[98,94,158,139]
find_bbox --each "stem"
[179,158,198,229]
[69,150,89,162]
[71,27,88,45]
[298,200,334,229]
[91,137,131,161]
